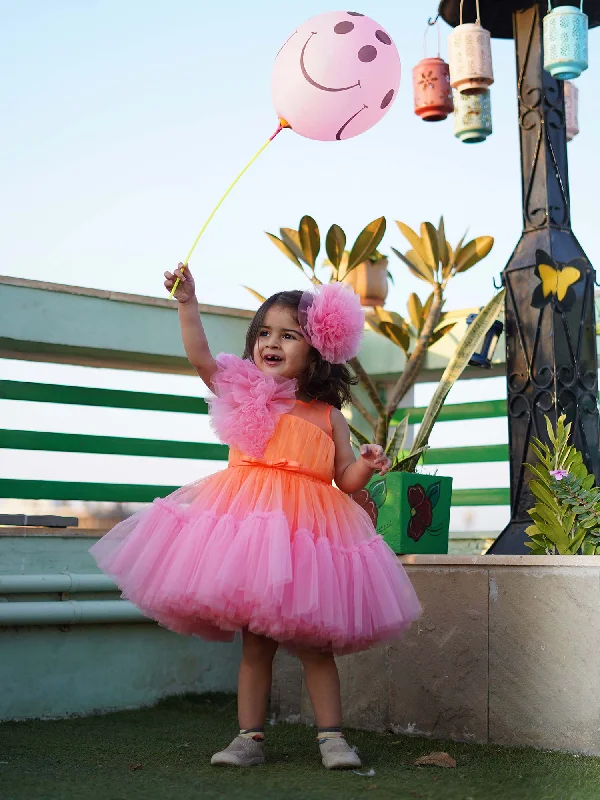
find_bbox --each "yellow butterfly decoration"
[538,263,581,302]
[532,249,584,311]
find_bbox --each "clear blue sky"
[3,0,598,311]
[2,1,598,533]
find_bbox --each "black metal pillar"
[488,2,600,553]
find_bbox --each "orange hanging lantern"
[413,21,453,122]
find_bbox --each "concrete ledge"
[272,554,600,755]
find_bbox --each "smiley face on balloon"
[272,11,401,142]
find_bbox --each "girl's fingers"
[164,271,173,280]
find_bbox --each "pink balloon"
[271,11,400,142]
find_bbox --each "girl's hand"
[164,263,196,304]
[359,444,391,476]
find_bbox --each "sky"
[2,1,599,535]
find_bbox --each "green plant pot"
[361,472,453,555]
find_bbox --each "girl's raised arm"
[164,264,218,390]
[330,408,390,494]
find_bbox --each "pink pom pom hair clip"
[298,283,365,364]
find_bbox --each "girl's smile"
[253,305,312,380]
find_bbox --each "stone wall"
[0,533,241,720]
[272,555,600,756]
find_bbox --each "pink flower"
[550,469,568,481]
[299,283,365,364]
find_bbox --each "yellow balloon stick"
[170,119,290,298]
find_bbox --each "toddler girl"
[90,264,421,769]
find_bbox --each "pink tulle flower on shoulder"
[208,354,297,457]
[299,282,365,364]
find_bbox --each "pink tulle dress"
[90,355,421,653]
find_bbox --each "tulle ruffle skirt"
[90,464,421,653]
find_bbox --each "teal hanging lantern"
[452,88,492,143]
[543,1,589,80]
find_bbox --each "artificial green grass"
[2,693,600,800]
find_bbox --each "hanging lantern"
[453,89,492,143]
[564,80,580,141]
[465,313,504,369]
[544,1,588,80]
[448,0,494,95]
[413,22,453,122]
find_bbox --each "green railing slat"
[451,488,510,506]
[2,380,509,422]
[0,479,511,506]
[393,398,508,424]
[0,380,208,414]
[0,429,508,466]
[0,479,178,504]
[424,444,509,464]
[0,429,228,461]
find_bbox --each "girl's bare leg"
[238,630,279,729]
[296,648,342,728]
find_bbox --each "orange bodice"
[228,400,335,484]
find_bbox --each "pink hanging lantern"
[448,0,494,96]
[413,22,453,122]
[564,80,579,141]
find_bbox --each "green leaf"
[454,236,494,273]
[298,215,320,269]
[525,524,542,538]
[395,221,429,266]
[347,423,370,447]
[526,463,552,486]
[437,217,450,273]
[370,478,387,508]
[426,481,441,509]
[386,415,409,461]
[347,217,387,274]
[545,415,557,447]
[266,232,303,270]
[391,446,429,473]
[450,230,468,272]
[408,290,506,456]
[525,545,546,554]
[422,292,434,323]
[428,323,456,347]
[280,228,305,263]
[407,293,423,333]
[530,441,551,468]
[421,222,440,272]
[325,225,346,269]
[530,480,558,509]
[365,308,411,354]
[243,286,267,305]
[391,246,434,284]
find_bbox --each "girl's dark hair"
[243,290,357,410]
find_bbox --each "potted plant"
[337,249,390,307]
[524,414,600,555]
[254,215,504,553]
[351,291,504,554]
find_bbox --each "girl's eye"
[259,330,269,337]
[284,333,295,340]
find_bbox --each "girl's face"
[253,305,312,380]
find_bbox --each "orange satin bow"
[240,457,302,472]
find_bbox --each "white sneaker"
[210,735,265,767]
[319,737,362,770]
